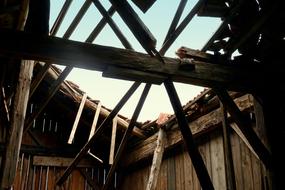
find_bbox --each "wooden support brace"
[214,88,272,169]
[88,101,102,140]
[109,116,118,165]
[164,79,214,190]
[145,128,166,190]
[68,93,88,144]
[0,60,34,189]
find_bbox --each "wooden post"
[68,93,88,144]
[146,128,166,190]
[0,60,34,189]
[220,102,236,190]
[109,116,118,165]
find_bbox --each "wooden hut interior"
[0,0,284,189]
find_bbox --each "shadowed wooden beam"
[164,79,214,190]
[0,29,271,91]
[0,60,33,189]
[213,88,272,169]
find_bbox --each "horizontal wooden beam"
[123,94,252,167]
[0,29,271,91]
[33,156,98,167]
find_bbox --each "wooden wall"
[119,129,271,190]
[11,153,110,190]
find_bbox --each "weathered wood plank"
[0,60,33,189]
[33,156,98,168]
[109,116,118,165]
[88,101,101,140]
[68,93,88,144]
[145,128,166,190]
[0,29,270,91]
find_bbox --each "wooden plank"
[230,132,243,189]
[88,101,102,140]
[109,116,118,165]
[214,88,271,168]
[0,60,34,189]
[0,28,270,91]
[240,137,254,190]
[209,132,226,190]
[145,128,166,190]
[33,156,98,168]
[68,93,88,144]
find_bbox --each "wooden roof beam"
[0,29,272,92]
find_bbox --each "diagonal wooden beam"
[79,169,100,190]
[109,0,157,56]
[109,116,118,165]
[102,83,151,190]
[56,82,141,186]
[91,0,133,50]
[0,29,271,91]
[213,88,272,169]
[164,79,214,190]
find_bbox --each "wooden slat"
[0,60,33,189]
[88,101,102,140]
[109,116,118,165]
[145,128,166,190]
[0,28,271,91]
[33,156,98,168]
[68,93,88,144]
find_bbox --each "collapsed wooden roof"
[1,0,284,189]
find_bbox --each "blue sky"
[49,0,221,121]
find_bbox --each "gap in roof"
[49,0,221,122]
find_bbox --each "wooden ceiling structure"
[0,0,284,189]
